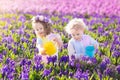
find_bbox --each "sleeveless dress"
[36,33,60,63]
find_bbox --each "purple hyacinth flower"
[2,65,9,76]
[63,43,68,49]
[47,56,57,64]
[25,33,30,39]
[2,50,7,55]
[70,55,76,61]
[6,58,11,64]
[69,60,75,67]
[18,16,26,23]
[27,60,32,66]
[43,69,51,76]
[116,65,120,74]
[112,51,120,58]
[103,57,110,64]
[33,64,43,72]
[13,48,17,54]
[74,69,83,79]
[17,28,24,35]
[69,72,74,77]
[97,69,102,80]
[34,48,39,53]
[76,62,80,69]
[21,72,29,80]
[9,60,15,67]
[100,62,107,72]
[80,56,89,62]
[98,27,104,34]
[89,57,97,64]
[34,55,42,65]
[7,73,14,80]
[7,45,13,50]
[64,70,69,76]
[113,34,118,40]
[20,59,27,66]
[32,38,36,44]
[104,68,113,77]
[59,55,69,63]
[0,54,3,60]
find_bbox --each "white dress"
[36,33,61,63]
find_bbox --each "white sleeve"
[36,43,40,50]
[68,41,76,57]
[36,43,44,54]
[89,36,99,48]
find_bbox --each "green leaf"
[89,73,95,80]
[16,21,22,28]
[103,47,111,57]
[0,21,6,27]
[89,71,101,80]
[23,42,27,49]
[24,14,33,20]
[59,75,66,80]
[10,53,15,59]
[0,73,2,79]
[110,57,116,65]
[25,22,32,29]
[51,16,59,21]
[12,33,18,42]
[0,63,2,69]
[103,76,109,80]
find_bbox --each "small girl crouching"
[32,15,63,63]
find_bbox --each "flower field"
[0,0,120,16]
[0,0,120,80]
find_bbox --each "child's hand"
[52,38,57,42]
[52,38,63,49]
[94,44,97,49]
[40,48,46,55]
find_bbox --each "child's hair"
[32,15,53,35]
[65,18,88,34]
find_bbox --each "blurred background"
[0,0,120,80]
[0,0,120,16]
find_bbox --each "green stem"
[40,75,44,80]
[116,57,118,65]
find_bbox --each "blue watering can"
[85,45,95,57]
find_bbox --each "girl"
[65,18,99,59]
[32,15,63,63]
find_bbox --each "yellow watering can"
[42,37,57,56]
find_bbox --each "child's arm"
[39,47,46,55]
[68,41,76,58]
[36,38,46,55]
[53,34,63,49]
[36,44,46,55]
[89,36,99,49]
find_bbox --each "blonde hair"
[65,18,88,34]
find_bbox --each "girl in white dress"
[32,15,63,63]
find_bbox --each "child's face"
[71,28,84,40]
[33,23,45,37]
